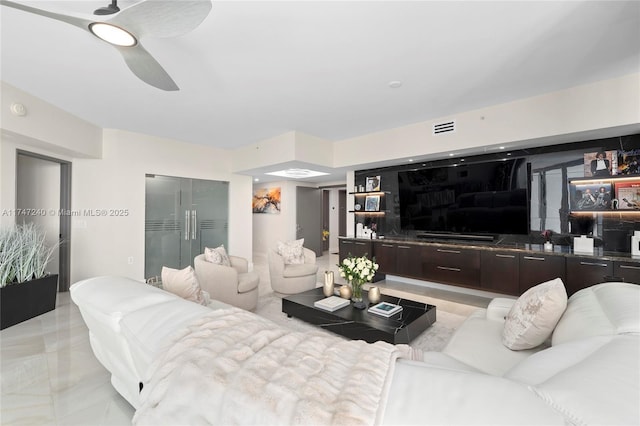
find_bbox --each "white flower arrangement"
[338,254,379,286]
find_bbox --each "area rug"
[253,291,469,352]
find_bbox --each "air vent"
[433,120,456,135]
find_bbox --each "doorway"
[144,175,229,279]
[296,186,322,256]
[15,151,71,291]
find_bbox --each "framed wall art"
[365,176,381,192]
[365,195,380,212]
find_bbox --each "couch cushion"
[442,310,545,376]
[161,266,207,305]
[283,262,319,278]
[552,282,640,346]
[502,278,567,350]
[120,299,215,378]
[383,359,565,425]
[506,335,639,425]
[277,239,305,264]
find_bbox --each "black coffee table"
[281,286,436,344]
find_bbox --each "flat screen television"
[398,159,530,239]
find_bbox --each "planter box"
[1,274,58,330]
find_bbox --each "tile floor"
[1,252,488,425]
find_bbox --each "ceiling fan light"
[89,23,137,47]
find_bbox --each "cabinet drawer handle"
[437,249,461,254]
[381,244,394,248]
[580,261,608,267]
[355,242,367,246]
[496,254,515,259]
[437,266,461,272]
[620,265,640,270]
[342,241,353,244]
[523,256,545,261]
[398,245,411,249]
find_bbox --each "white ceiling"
[2,1,639,182]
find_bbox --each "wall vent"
[433,120,456,135]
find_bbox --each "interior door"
[145,175,186,279]
[296,186,322,256]
[144,175,229,279]
[191,178,229,254]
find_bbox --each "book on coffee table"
[368,301,403,317]
[314,296,350,312]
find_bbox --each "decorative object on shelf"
[322,229,330,242]
[569,181,613,211]
[338,254,379,310]
[354,203,361,211]
[339,284,352,299]
[615,180,640,210]
[573,235,594,254]
[584,150,616,177]
[365,175,381,192]
[631,231,640,257]
[323,271,334,297]
[617,149,640,175]
[542,229,554,251]
[356,222,364,237]
[368,286,381,304]
[359,185,365,192]
[365,195,380,211]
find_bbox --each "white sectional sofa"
[70,276,639,425]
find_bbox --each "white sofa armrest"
[486,297,517,321]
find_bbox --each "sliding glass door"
[144,175,228,279]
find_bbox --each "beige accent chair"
[268,247,319,294]
[194,254,259,311]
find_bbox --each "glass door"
[144,175,228,279]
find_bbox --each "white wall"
[252,180,297,257]
[334,73,640,168]
[71,129,253,282]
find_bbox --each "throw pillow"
[502,278,568,350]
[277,238,305,265]
[204,245,231,267]
[161,265,207,305]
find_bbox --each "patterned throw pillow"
[161,265,207,305]
[502,278,568,350]
[204,245,231,267]
[277,238,305,265]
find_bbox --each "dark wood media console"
[339,237,640,296]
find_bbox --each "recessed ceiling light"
[388,81,402,89]
[499,146,506,150]
[408,159,414,162]
[254,178,260,182]
[265,168,329,179]
[449,153,455,157]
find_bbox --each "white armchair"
[268,247,318,294]
[193,254,259,311]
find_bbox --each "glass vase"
[350,280,366,309]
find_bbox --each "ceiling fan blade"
[115,43,179,91]
[108,0,212,39]
[0,0,92,31]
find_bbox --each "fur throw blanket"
[133,307,408,425]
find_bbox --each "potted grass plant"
[0,223,59,329]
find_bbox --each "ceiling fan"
[0,0,212,91]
